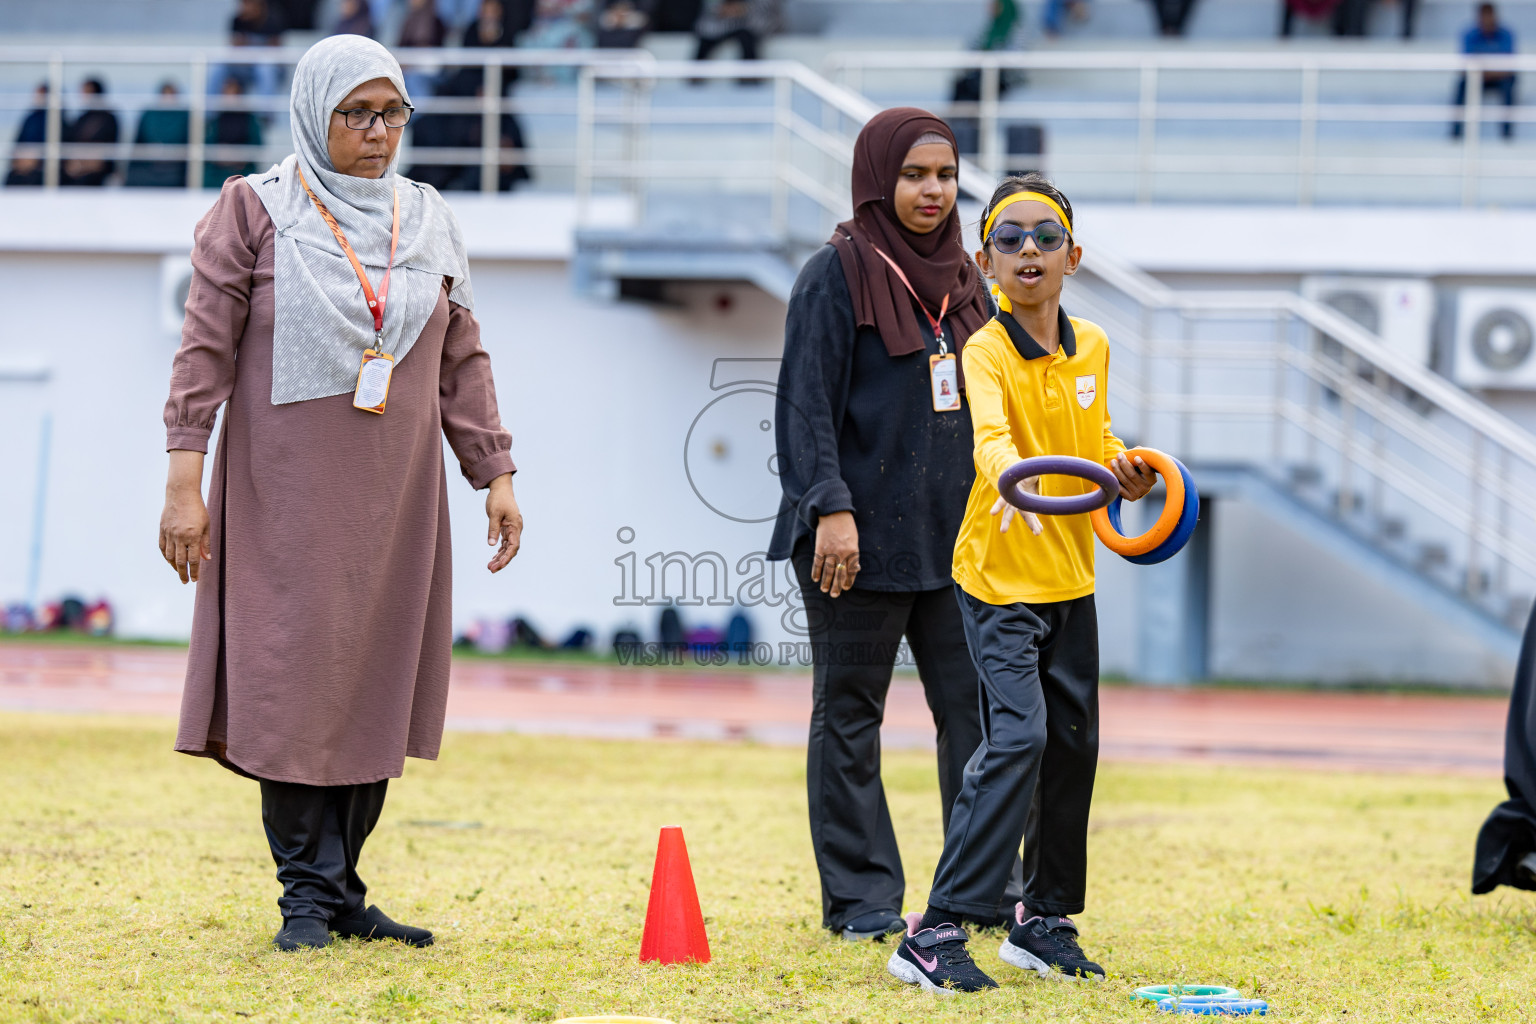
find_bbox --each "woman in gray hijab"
[158,35,523,952]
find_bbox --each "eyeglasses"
[987,221,1069,255]
[333,105,414,130]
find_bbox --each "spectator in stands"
[271,0,320,30]
[1042,0,1088,38]
[1149,0,1199,35]
[334,0,377,36]
[522,0,596,50]
[204,77,264,187]
[5,83,49,188]
[61,78,119,188]
[597,0,654,47]
[126,81,191,188]
[652,0,701,30]
[693,0,779,66]
[977,0,1019,48]
[401,0,448,46]
[219,0,285,105]
[1454,2,1518,139]
[407,71,531,191]
[1280,0,1359,36]
[400,0,449,99]
[456,0,529,94]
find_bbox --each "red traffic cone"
[639,825,711,964]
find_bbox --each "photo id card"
[353,349,395,414]
[930,353,960,412]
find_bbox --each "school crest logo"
[1075,374,1097,409]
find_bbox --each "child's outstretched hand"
[1110,452,1157,501]
[991,476,1044,536]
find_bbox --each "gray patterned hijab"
[244,34,473,406]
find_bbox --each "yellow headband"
[983,190,1073,242]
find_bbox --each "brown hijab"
[829,107,991,362]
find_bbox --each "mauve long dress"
[164,178,515,786]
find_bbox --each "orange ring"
[1090,447,1185,557]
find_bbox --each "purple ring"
[998,456,1120,516]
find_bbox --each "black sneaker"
[1519,852,1536,884]
[332,905,434,947]
[273,916,330,952]
[998,905,1104,981]
[840,909,906,942]
[887,913,998,994]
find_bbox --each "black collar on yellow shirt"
[998,308,1077,361]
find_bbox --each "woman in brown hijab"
[158,36,522,952]
[769,107,1023,941]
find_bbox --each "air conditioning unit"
[1453,288,1536,389]
[160,254,194,337]
[1301,276,1434,366]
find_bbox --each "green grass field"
[1,713,1533,1023]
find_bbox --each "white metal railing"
[0,45,652,193]
[824,49,1536,206]
[573,58,879,244]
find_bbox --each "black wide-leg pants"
[929,588,1099,920]
[259,778,388,922]
[793,544,1024,932]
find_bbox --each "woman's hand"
[812,510,859,598]
[486,473,522,573]
[160,450,210,584]
[1110,452,1157,502]
[990,475,1044,536]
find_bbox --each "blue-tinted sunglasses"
[987,221,1070,254]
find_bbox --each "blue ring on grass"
[1105,457,1199,565]
[1156,997,1268,1016]
[1133,986,1241,1003]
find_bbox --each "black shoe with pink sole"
[887,913,998,994]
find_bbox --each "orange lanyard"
[871,244,950,353]
[297,167,400,343]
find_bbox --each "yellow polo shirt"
[952,310,1127,606]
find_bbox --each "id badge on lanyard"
[871,244,960,413]
[298,168,401,415]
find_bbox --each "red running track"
[0,643,1510,775]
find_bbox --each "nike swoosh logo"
[913,949,938,971]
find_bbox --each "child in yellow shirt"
[888,174,1153,993]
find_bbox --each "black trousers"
[793,544,1022,931]
[929,588,1099,920]
[260,778,388,922]
[1474,599,1536,893]
[1149,0,1197,35]
[695,27,760,61]
[1453,75,1518,138]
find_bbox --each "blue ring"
[1105,457,1199,565]
[1156,997,1268,1016]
